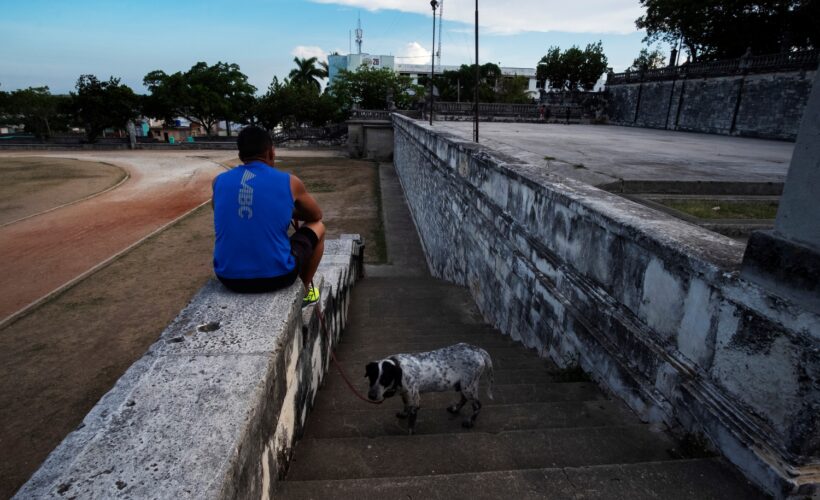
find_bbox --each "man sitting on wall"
[212,126,325,305]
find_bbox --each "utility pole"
[474,0,479,142]
[436,0,444,67]
[430,0,439,126]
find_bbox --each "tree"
[72,75,140,143]
[288,57,326,92]
[3,87,71,138]
[255,77,341,130]
[424,63,503,103]
[143,61,256,135]
[630,46,667,72]
[255,77,286,131]
[537,42,609,91]
[0,87,9,123]
[636,0,820,61]
[496,76,532,104]
[329,67,422,111]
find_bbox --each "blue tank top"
[212,161,296,279]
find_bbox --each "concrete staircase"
[276,164,763,499]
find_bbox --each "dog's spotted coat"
[365,343,494,434]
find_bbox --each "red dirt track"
[0,152,228,321]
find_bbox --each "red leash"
[316,307,382,405]
[292,218,382,405]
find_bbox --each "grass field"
[657,199,779,220]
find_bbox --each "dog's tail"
[479,348,494,400]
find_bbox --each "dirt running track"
[0,151,230,321]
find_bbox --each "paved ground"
[277,163,763,499]
[438,122,795,187]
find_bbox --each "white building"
[327,53,396,85]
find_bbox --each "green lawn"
[658,199,779,220]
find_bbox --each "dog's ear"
[381,360,402,386]
[365,362,379,381]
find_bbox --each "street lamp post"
[474,0,479,142]
[430,0,439,126]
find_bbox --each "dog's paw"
[461,420,475,429]
[395,411,408,419]
[446,405,461,414]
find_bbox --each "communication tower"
[355,15,363,54]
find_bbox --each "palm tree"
[289,57,325,92]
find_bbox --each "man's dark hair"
[237,126,273,161]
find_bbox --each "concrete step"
[302,400,638,439]
[321,368,557,394]
[339,323,510,338]
[285,426,677,481]
[334,354,551,372]
[340,326,515,343]
[334,341,545,361]
[311,382,607,412]
[278,458,765,499]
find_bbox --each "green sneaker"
[303,285,320,307]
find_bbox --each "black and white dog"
[365,343,494,434]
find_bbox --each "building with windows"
[327,53,396,85]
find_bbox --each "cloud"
[396,41,432,62]
[310,0,643,35]
[291,45,328,62]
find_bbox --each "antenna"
[436,0,444,66]
[355,14,363,54]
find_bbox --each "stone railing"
[349,109,393,121]
[392,114,819,498]
[14,236,365,499]
[271,124,347,147]
[433,101,539,117]
[608,50,819,85]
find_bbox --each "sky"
[0,0,661,95]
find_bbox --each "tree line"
[0,57,424,142]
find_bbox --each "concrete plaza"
[436,122,795,187]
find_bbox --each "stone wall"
[14,236,364,499]
[607,70,816,140]
[347,120,394,160]
[392,114,819,498]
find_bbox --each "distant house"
[148,118,206,142]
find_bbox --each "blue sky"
[0,0,658,94]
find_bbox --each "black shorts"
[217,225,319,293]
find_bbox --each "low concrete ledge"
[14,236,364,499]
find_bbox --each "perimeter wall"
[606,69,816,141]
[392,114,819,498]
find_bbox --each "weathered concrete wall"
[392,114,819,498]
[607,70,816,140]
[14,236,364,499]
[347,120,394,160]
